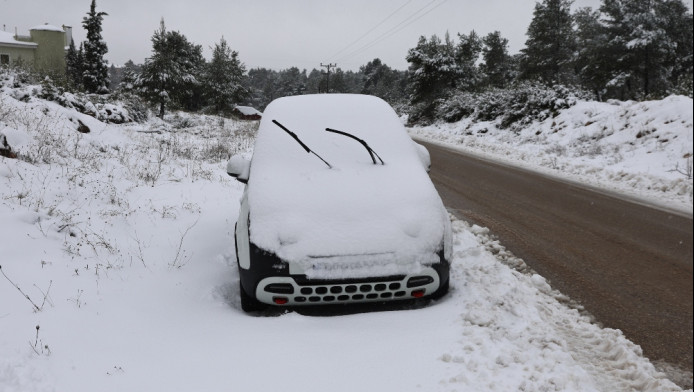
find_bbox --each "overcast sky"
[2,0,692,71]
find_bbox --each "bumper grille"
[255,268,440,306]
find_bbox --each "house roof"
[30,24,64,32]
[235,106,262,116]
[0,31,38,48]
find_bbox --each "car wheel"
[431,278,449,300]
[240,282,267,312]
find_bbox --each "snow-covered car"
[227,94,452,312]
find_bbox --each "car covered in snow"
[227,94,452,311]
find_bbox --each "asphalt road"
[420,140,693,374]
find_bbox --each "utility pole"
[320,63,336,93]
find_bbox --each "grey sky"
[2,0,691,71]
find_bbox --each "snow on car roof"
[247,94,449,277]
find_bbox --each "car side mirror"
[226,155,251,184]
[414,143,431,173]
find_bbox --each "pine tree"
[81,0,109,94]
[455,31,483,91]
[599,0,689,98]
[276,67,307,97]
[574,7,611,99]
[137,19,204,117]
[247,67,279,108]
[481,31,512,88]
[65,38,83,91]
[360,58,405,102]
[406,34,458,116]
[655,0,693,95]
[520,0,576,85]
[203,37,249,114]
[118,60,139,93]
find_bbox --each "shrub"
[422,82,593,128]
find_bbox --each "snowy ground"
[1,89,692,391]
[408,96,693,216]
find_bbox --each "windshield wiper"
[272,120,332,169]
[325,128,384,165]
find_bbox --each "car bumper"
[255,268,442,306]
[239,243,450,306]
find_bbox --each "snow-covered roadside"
[1,89,691,391]
[408,96,694,215]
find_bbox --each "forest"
[30,0,694,125]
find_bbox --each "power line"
[336,0,446,64]
[328,0,413,61]
[335,0,448,64]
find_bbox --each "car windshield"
[324,127,385,165]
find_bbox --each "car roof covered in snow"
[247,94,449,273]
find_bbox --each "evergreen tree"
[481,31,512,88]
[203,37,249,113]
[247,67,279,108]
[65,38,83,91]
[655,0,693,95]
[455,30,483,91]
[118,60,139,93]
[137,19,204,117]
[520,0,576,85]
[360,58,405,102]
[329,68,348,93]
[406,34,458,120]
[81,0,109,93]
[574,7,612,99]
[306,68,324,94]
[276,67,307,97]
[600,0,688,98]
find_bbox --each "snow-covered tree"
[118,60,139,93]
[276,67,307,97]
[203,37,249,113]
[406,33,459,121]
[599,0,692,98]
[455,31,483,91]
[81,0,109,94]
[65,38,83,91]
[137,19,204,117]
[520,0,576,85]
[655,0,693,95]
[360,58,406,102]
[481,31,512,88]
[574,7,612,99]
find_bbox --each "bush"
[415,82,593,128]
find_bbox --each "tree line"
[63,0,692,121]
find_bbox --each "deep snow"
[408,96,693,216]
[1,84,692,391]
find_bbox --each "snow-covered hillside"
[1,81,691,391]
[409,96,694,214]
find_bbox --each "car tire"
[431,278,449,300]
[240,282,267,312]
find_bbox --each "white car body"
[228,94,451,311]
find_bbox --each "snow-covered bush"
[432,83,593,129]
[1,67,148,124]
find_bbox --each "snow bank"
[1,85,690,391]
[410,96,694,213]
